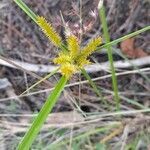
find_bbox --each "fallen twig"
[0,67,149,101]
[0,56,150,73]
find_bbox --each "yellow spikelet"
[37,16,62,47]
[60,63,77,78]
[80,37,102,58]
[77,58,91,68]
[67,35,80,58]
[53,53,72,64]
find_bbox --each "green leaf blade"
[17,76,68,150]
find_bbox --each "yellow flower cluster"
[37,16,102,78]
[54,35,102,78]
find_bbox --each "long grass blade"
[13,0,37,23]
[97,26,150,51]
[99,5,120,110]
[17,76,68,150]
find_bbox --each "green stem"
[14,0,37,23]
[97,26,150,51]
[99,6,120,110]
[17,76,68,150]
[81,69,107,105]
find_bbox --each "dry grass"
[0,0,149,149]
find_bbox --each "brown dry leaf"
[120,38,148,58]
[134,48,148,58]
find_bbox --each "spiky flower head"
[37,16,62,47]
[53,53,72,64]
[79,37,102,58]
[67,35,80,58]
[60,63,77,78]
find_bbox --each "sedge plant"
[14,0,102,149]
[13,0,150,149]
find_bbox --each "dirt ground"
[0,0,149,149]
